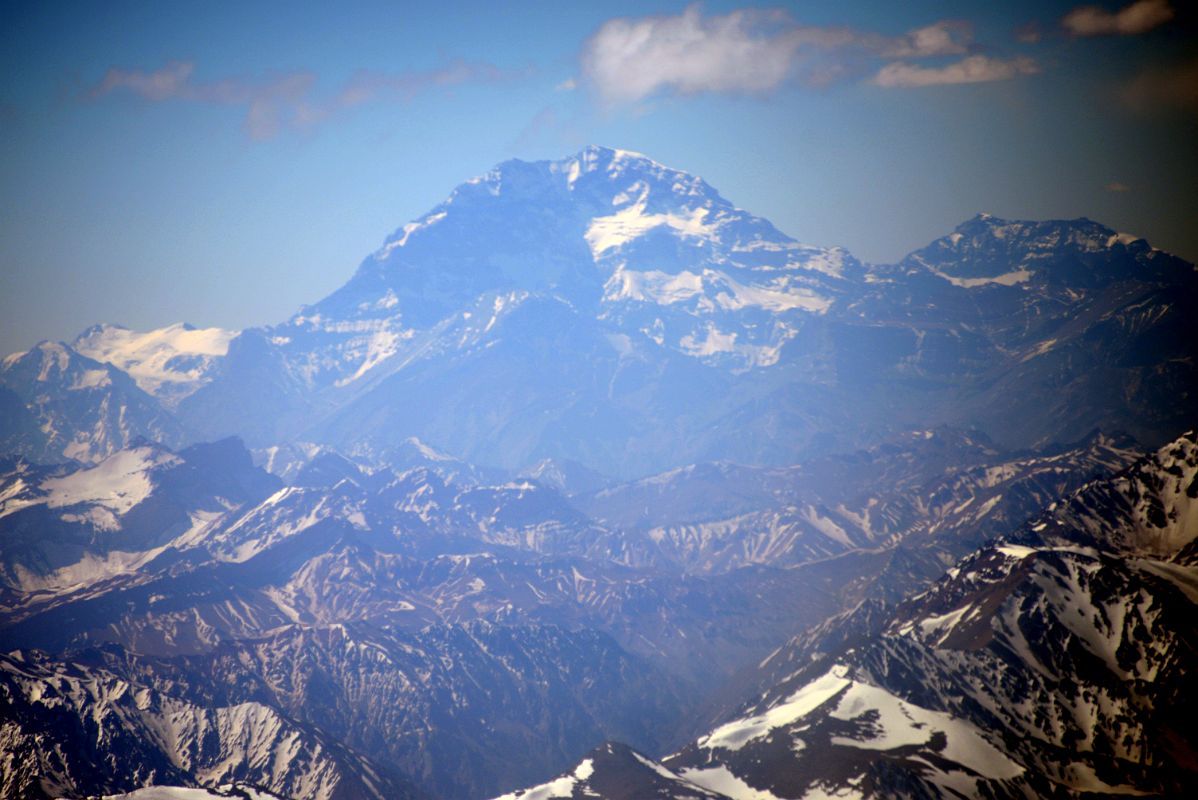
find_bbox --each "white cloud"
[1062,0,1174,37]
[581,5,809,104]
[88,59,516,139]
[873,55,1040,88]
[885,21,972,58]
[580,5,1025,104]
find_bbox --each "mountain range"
[0,146,1194,799]
[495,431,1198,799]
[3,146,1193,476]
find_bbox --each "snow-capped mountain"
[0,437,278,605]
[265,144,853,382]
[0,341,184,464]
[493,431,1198,799]
[72,323,236,407]
[200,148,1190,474]
[4,146,1188,475]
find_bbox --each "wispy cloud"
[884,21,972,58]
[1105,181,1132,192]
[1062,0,1174,37]
[580,4,1021,105]
[872,55,1040,88]
[90,60,200,102]
[88,59,519,139]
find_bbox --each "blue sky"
[1,0,1195,354]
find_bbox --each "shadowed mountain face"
[0,147,1194,799]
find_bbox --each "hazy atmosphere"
[2,0,1195,355]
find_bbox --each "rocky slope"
[494,432,1198,798]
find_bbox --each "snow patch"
[997,544,1037,559]
[41,448,178,516]
[827,682,1023,779]
[585,195,719,258]
[679,765,783,800]
[603,266,831,315]
[377,210,448,256]
[699,666,851,751]
[492,757,595,800]
[931,267,1034,288]
[74,323,235,400]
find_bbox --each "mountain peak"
[566,143,664,175]
[463,144,712,204]
[950,213,1140,247]
[902,214,1168,287]
[578,143,649,160]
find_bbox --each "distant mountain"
[0,341,183,464]
[3,147,1192,476]
[72,322,235,407]
[517,456,613,496]
[576,429,1139,577]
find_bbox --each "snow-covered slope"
[73,323,236,406]
[493,741,723,800]
[1005,429,1198,560]
[0,437,279,600]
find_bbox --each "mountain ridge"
[492,429,1198,799]
[5,145,1193,477]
